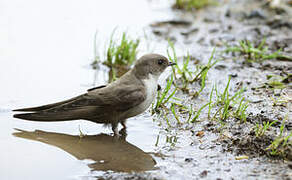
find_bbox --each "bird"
[13,54,176,135]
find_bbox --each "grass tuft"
[225,38,288,62]
[266,116,292,157]
[167,41,217,95]
[254,120,278,137]
[104,32,140,68]
[173,0,214,10]
[153,75,177,112]
[91,31,140,82]
[234,97,249,123]
[210,77,246,121]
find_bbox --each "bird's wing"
[87,84,146,112]
[13,85,146,121]
[110,86,146,112]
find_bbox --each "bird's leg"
[121,120,127,129]
[119,120,127,139]
[111,123,119,136]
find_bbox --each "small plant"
[173,0,214,10]
[208,86,214,119]
[211,76,246,121]
[167,41,217,95]
[266,74,288,89]
[190,48,218,94]
[91,31,140,82]
[153,75,177,112]
[234,97,249,123]
[225,38,286,62]
[190,102,210,123]
[167,41,193,87]
[268,132,292,156]
[254,120,278,137]
[271,96,289,107]
[266,116,292,157]
[217,77,232,120]
[170,103,181,124]
[104,32,140,68]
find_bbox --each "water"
[0,0,171,179]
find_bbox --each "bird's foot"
[119,127,127,140]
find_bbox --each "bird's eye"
[158,59,164,65]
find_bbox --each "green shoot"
[212,76,246,121]
[174,0,214,10]
[104,32,140,68]
[234,97,249,123]
[208,86,214,119]
[167,41,218,95]
[171,103,181,124]
[255,120,278,137]
[191,48,218,94]
[153,75,177,111]
[190,102,210,123]
[187,104,193,122]
[225,38,289,62]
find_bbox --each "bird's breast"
[142,74,158,107]
[125,74,158,118]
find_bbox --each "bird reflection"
[13,128,156,172]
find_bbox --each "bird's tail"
[13,95,83,112]
[13,112,76,122]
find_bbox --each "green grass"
[216,76,233,120]
[167,41,193,92]
[167,41,217,95]
[191,49,218,94]
[153,75,177,112]
[174,0,214,10]
[190,102,210,123]
[225,38,287,62]
[266,74,288,89]
[271,96,289,107]
[210,77,246,121]
[167,41,193,89]
[266,116,292,157]
[170,103,181,124]
[254,120,278,137]
[90,31,140,82]
[234,97,249,123]
[104,32,140,68]
[208,86,214,119]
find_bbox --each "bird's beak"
[168,62,176,66]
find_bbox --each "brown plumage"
[13,54,176,135]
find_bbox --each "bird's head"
[133,54,176,79]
